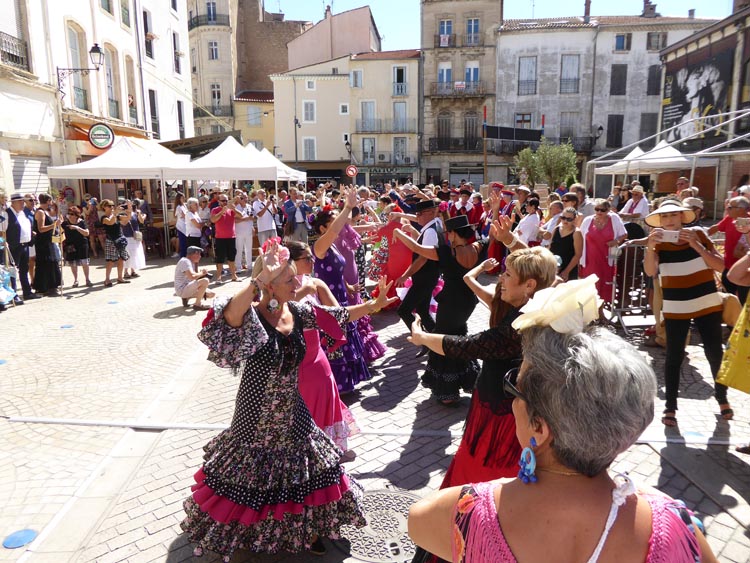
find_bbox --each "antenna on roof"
[531,0,535,18]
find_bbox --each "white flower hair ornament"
[511,275,603,334]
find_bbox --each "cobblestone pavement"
[1,257,749,562]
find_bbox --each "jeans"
[177,230,187,258]
[664,311,726,411]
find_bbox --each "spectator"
[550,207,583,281]
[100,199,130,287]
[540,200,564,248]
[618,185,650,238]
[121,200,146,279]
[85,196,104,258]
[134,188,153,225]
[33,193,62,297]
[210,192,239,283]
[174,246,214,310]
[580,199,627,306]
[514,197,541,246]
[184,198,203,250]
[252,189,278,246]
[708,196,750,304]
[234,191,254,271]
[173,192,188,258]
[62,206,92,287]
[570,183,594,218]
[282,187,312,243]
[4,193,38,302]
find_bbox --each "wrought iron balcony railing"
[355,118,417,133]
[430,81,485,97]
[193,105,233,118]
[0,31,29,71]
[427,137,483,152]
[188,14,230,30]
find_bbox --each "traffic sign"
[346,164,358,178]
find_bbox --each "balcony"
[355,118,417,133]
[356,151,418,166]
[430,81,486,97]
[108,98,120,119]
[151,117,160,139]
[518,80,537,95]
[392,82,408,96]
[427,137,483,153]
[0,31,29,71]
[193,105,233,118]
[434,34,456,48]
[559,78,580,94]
[121,2,130,27]
[73,87,89,111]
[462,33,483,47]
[129,105,137,125]
[488,136,595,155]
[188,14,230,30]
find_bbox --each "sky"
[274,0,735,51]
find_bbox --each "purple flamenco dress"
[313,241,373,393]
[335,224,387,363]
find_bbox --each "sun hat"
[10,192,24,201]
[631,186,645,194]
[682,197,703,210]
[645,201,696,227]
[186,246,203,255]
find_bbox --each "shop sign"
[88,123,115,149]
[367,167,414,175]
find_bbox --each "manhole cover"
[337,489,421,563]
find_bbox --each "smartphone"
[735,217,750,229]
[660,230,680,243]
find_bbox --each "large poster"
[661,49,733,142]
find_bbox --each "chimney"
[642,1,657,18]
[688,8,695,18]
[324,4,332,19]
[734,0,750,13]
[584,0,591,23]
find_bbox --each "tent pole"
[689,155,697,187]
[714,162,720,222]
[161,172,169,255]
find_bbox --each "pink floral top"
[451,482,701,563]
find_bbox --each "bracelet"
[250,278,263,294]
[367,299,381,313]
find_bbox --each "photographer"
[100,199,130,287]
[252,189,277,246]
[174,246,214,310]
[210,193,240,283]
[120,199,146,279]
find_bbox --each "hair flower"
[261,237,282,253]
[277,245,290,262]
[512,276,602,334]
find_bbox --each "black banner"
[484,125,543,142]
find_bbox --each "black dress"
[420,241,486,402]
[550,228,579,280]
[33,212,61,293]
[62,219,90,263]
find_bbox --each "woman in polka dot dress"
[311,189,374,393]
[181,241,393,560]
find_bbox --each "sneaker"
[171,253,179,258]
[309,538,326,556]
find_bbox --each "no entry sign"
[345,164,358,178]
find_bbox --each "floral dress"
[181,298,366,560]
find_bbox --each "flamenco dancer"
[181,241,392,560]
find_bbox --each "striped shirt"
[657,229,722,320]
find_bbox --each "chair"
[144,226,165,259]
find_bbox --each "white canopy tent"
[248,145,307,183]
[595,146,645,175]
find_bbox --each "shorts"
[214,237,236,264]
[104,238,129,262]
[178,278,208,299]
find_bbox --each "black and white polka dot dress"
[181,298,366,560]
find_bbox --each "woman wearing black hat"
[394,214,486,405]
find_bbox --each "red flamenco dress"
[369,219,413,309]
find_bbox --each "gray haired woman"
[185,197,203,250]
[409,280,716,562]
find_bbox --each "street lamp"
[293,116,301,164]
[57,44,105,100]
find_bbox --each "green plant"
[512,147,541,188]
[512,138,578,189]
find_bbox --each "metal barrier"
[606,242,651,334]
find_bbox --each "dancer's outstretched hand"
[373,276,398,310]
[406,313,424,346]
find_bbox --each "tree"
[512,138,578,189]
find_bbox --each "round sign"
[88,123,115,149]
[346,164,358,178]
[63,186,75,199]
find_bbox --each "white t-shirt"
[185,210,202,237]
[620,197,649,220]
[198,206,211,222]
[235,203,254,236]
[253,199,276,232]
[10,207,33,243]
[541,214,561,247]
[174,257,194,294]
[420,217,441,247]
[515,212,541,245]
[175,204,187,234]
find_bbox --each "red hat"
[450,188,460,194]
[490,182,504,190]
[501,190,515,197]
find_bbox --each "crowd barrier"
[606,242,652,335]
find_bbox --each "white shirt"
[185,210,202,237]
[620,197,649,220]
[514,212,541,245]
[420,217,441,247]
[11,207,32,243]
[175,204,187,234]
[235,203,254,236]
[253,199,276,232]
[541,214,562,247]
[198,206,211,222]
[174,257,194,295]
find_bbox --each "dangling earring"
[518,437,538,484]
[266,290,280,313]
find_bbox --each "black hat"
[444,214,475,231]
[414,199,439,212]
[459,188,472,196]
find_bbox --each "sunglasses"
[219,199,228,203]
[300,255,314,262]
[594,207,608,212]
[503,368,529,403]
[561,216,575,222]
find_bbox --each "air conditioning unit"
[377,152,388,162]
[403,156,412,164]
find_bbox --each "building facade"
[420,0,503,186]
[233,90,274,152]
[0,0,194,198]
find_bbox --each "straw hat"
[645,201,696,227]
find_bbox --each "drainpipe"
[42,0,67,167]
[134,0,149,133]
[583,25,599,187]
[729,21,745,141]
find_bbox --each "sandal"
[309,537,326,556]
[104,281,113,287]
[85,280,93,287]
[130,272,140,278]
[662,410,677,427]
[720,404,734,421]
[193,303,211,311]
[735,444,750,455]
[71,281,79,288]
[116,279,131,284]
[123,273,132,279]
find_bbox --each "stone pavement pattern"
[1,258,749,562]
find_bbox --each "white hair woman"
[409,279,717,562]
[185,197,203,250]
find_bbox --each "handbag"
[720,292,742,327]
[716,299,750,393]
[133,230,143,242]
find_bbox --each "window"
[437,62,452,94]
[465,61,479,84]
[171,0,177,11]
[247,105,262,126]
[101,0,113,14]
[191,48,196,72]
[210,83,221,110]
[437,112,452,138]
[339,103,349,115]
[393,66,407,95]
[303,137,316,160]
[361,100,375,130]
[66,24,87,110]
[173,33,181,74]
[303,100,316,123]
[465,18,480,46]
[306,80,315,90]
[515,113,533,129]
[121,0,130,27]
[393,101,407,132]
[559,112,578,140]
[464,112,479,141]
[439,19,453,35]
[639,113,658,148]
[143,11,153,58]
[438,19,453,47]
[350,70,362,88]
[206,1,216,22]
[195,126,201,135]
[610,64,627,96]
[177,100,185,139]
[332,67,338,74]
[211,125,224,134]
[646,32,667,51]
[615,33,632,52]
[647,65,661,96]
[208,40,218,60]
[560,55,580,94]
[362,138,376,164]
[518,56,537,95]
[148,89,159,138]
[394,137,407,164]
[606,114,624,148]
[104,48,119,119]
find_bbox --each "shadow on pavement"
[154,306,202,320]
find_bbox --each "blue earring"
[518,437,538,484]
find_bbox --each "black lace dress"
[33,212,61,293]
